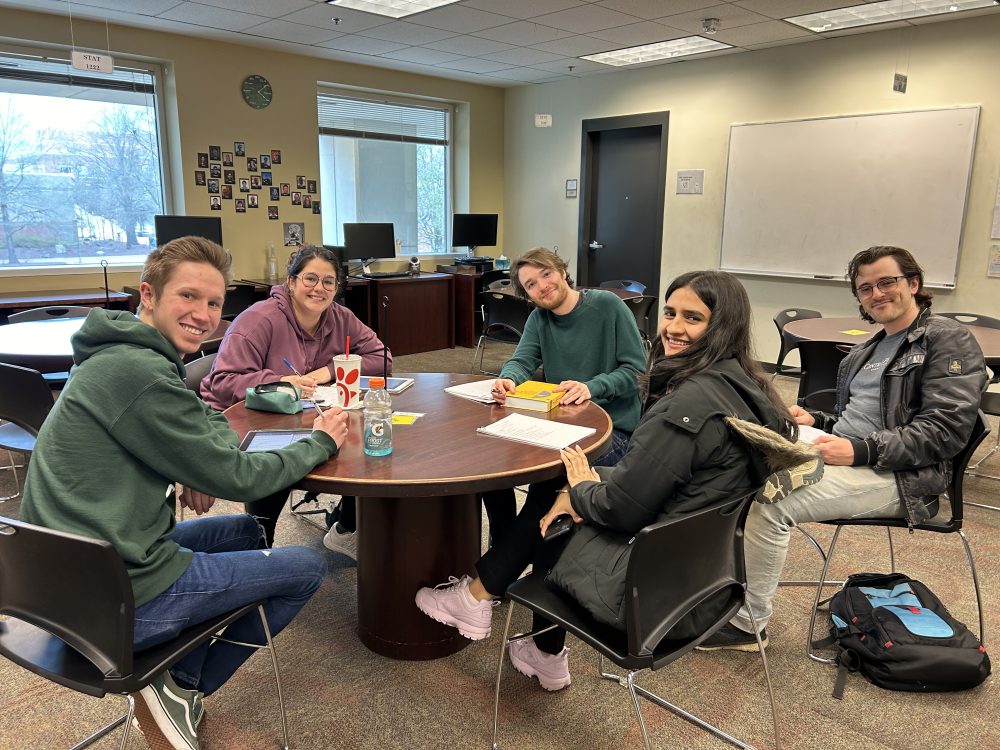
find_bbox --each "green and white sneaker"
[756,457,825,504]
[132,671,202,750]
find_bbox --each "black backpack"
[815,572,991,697]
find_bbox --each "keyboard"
[361,271,412,279]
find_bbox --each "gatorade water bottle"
[363,377,393,456]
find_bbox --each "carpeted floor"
[2,355,999,750]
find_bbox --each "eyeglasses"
[293,273,338,291]
[855,275,912,299]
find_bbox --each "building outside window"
[0,47,166,271]
[317,91,450,255]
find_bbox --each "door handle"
[588,241,604,250]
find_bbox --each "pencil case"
[245,382,302,414]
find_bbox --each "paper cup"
[332,354,362,409]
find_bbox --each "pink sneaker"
[414,575,497,640]
[509,638,571,691]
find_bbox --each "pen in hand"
[282,358,324,415]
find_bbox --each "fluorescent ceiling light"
[786,0,999,33]
[581,36,732,67]
[325,0,461,19]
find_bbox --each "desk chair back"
[807,411,991,660]
[221,283,256,321]
[0,515,292,748]
[183,353,217,393]
[473,291,533,374]
[486,278,512,292]
[773,308,822,376]
[600,279,647,294]
[967,391,1000,483]
[479,269,510,289]
[7,306,93,324]
[796,340,852,411]
[493,494,780,750]
[0,363,54,500]
[621,295,657,351]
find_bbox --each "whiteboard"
[719,107,979,288]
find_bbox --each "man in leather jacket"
[700,246,987,652]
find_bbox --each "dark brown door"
[577,112,668,303]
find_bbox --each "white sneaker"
[414,575,498,640]
[509,638,571,691]
[323,524,357,560]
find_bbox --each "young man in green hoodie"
[20,236,349,750]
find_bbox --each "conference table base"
[355,492,482,660]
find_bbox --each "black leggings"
[476,475,570,655]
[245,492,356,548]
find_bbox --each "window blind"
[317,93,448,146]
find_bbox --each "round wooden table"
[224,373,613,660]
[0,317,84,372]
[783,316,1000,368]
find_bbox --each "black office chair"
[796,340,852,412]
[0,515,291,750]
[0,363,55,502]
[938,312,1000,383]
[599,279,647,294]
[479,269,510,290]
[473,291,533,375]
[772,308,822,377]
[486,278,513,292]
[183,352,217,393]
[621,294,658,351]
[966,390,1000,487]
[491,494,780,750]
[806,411,990,662]
[221,283,257,321]
[7,305,93,323]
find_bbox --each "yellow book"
[504,381,562,412]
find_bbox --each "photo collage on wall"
[195,142,321,220]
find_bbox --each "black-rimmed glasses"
[856,275,912,299]
[292,273,338,291]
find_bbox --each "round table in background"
[0,317,84,372]
[224,372,613,660]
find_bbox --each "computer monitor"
[343,223,396,261]
[154,215,223,247]
[452,213,498,251]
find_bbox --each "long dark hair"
[642,271,791,435]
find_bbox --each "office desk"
[0,316,228,372]
[364,273,454,355]
[238,277,373,327]
[0,288,133,324]
[784,317,1000,368]
[225,372,612,660]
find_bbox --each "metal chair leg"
[958,529,986,645]
[747,604,781,750]
[625,672,653,750]
[257,604,291,750]
[886,527,896,573]
[808,526,843,664]
[0,448,23,502]
[778,525,844,588]
[491,604,516,750]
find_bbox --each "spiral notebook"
[476,413,595,450]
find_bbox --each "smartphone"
[544,515,574,541]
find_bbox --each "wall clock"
[241,74,272,110]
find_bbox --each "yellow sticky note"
[392,414,418,425]
[840,329,870,336]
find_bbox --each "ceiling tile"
[158,4,274,32]
[75,0,181,13]
[472,20,574,45]
[422,35,514,55]
[481,47,566,65]
[406,5,513,33]
[378,46,465,64]
[532,4,643,34]
[655,3,771,33]
[589,20,687,45]
[241,18,344,44]
[483,66,558,82]
[279,2,393,33]
[711,19,814,46]
[359,20,458,44]
[461,0,587,20]
[528,34,617,56]
[592,0,719,21]
[437,57,517,73]
[316,35,409,54]
[732,0,850,17]
[745,34,824,50]
[527,56,610,74]
[187,0,315,17]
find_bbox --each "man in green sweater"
[20,237,349,750]
[483,246,646,543]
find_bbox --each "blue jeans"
[132,515,325,696]
[482,427,631,547]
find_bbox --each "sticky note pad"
[840,329,870,336]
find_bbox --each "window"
[317,92,450,255]
[0,47,165,271]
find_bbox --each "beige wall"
[0,7,504,292]
[502,15,1000,364]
